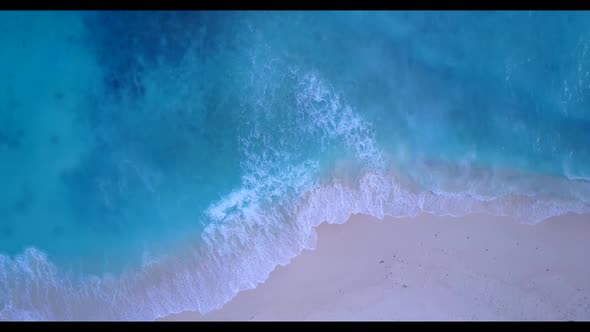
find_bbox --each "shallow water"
[1,11,589,320]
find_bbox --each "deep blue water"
[1,11,590,320]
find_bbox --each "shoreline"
[163,212,590,321]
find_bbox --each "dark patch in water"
[13,187,34,214]
[50,134,60,145]
[6,98,19,110]
[0,128,23,149]
[52,225,65,237]
[54,91,64,101]
[81,11,233,101]
[1,225,13,237]
[106,76,121,93]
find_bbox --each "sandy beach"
[163,212,590,321]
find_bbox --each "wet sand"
[163,212,590,321]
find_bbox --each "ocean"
[1,10,589,320]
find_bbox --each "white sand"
[163,212,590,321]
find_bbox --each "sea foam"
[1,69,589,321]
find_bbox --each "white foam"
[294,72,385,170]
[2,67,590,321]
[2,169,589,320]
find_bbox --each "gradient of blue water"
[1,11,590,320]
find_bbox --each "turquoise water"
[1,11,590,320]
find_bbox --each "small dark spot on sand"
[485,248,489,251]
[379,260,384,264]
[466,236,470,239]
[536,247,539,250]
[546,268,550,272]
[516,242,519,246]
[402,284,408,288]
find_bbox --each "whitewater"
[1,11,590,320]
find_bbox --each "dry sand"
[163,212,590,321]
